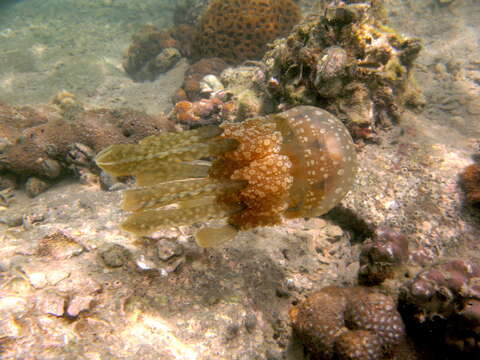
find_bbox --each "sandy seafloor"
[0,0,480,359]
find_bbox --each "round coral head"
[193,0,301,63]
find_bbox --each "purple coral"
[290,286,405,360]
[358,227,409,285]
[399,259,480,358]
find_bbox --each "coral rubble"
[95,105,357,247]
[191,0,301,64]
[290,286,406,360]
[172,92,236,127]
[261,0,424,140]
[399,259,480,358]
[180,57,229,101]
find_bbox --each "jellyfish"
[95,106,357,247]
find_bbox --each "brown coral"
[0,100,174,182]
[95,105,357,247]
[192,0,301,64]
[290,286,405,360]
[460,163,480,206]
[122,25,182,81]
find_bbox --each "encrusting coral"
[95,105,357,247]
[0,96,174,194]
[191,0,301,64]
[290,286,406,360]
[172,92,236,127]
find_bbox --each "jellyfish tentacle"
[122,178,246,211]
[138,125,221,147]
[121,199,240,236]
[135,162,211,185]
[95,136,237,176]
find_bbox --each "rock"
[25,177,51,198]
[38,292,66,317]
[66,295,95,317]
[99,243,131,268]
[99,170,120,191]
[41,158,62,179]
[156,239,183,261]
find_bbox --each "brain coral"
[290,286,406,360]
[192,0,301,64]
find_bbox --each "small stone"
[38,292,66,316]
[0,188,14,207]
[136,254,157,270]
[22,212,46,229]
[0,137,12,153]
[200,74,224,94]
[66,295,95,317]
[157,239,183,261]
[99,243,130,268]
[41,158,62,179]
[46,270,71,285]
[163,257,185,274]
[25,177,51,198]
[99,171,120,191]
[0,315,23,339]
[275,287,290,298]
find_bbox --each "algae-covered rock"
[262,0,425,141]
